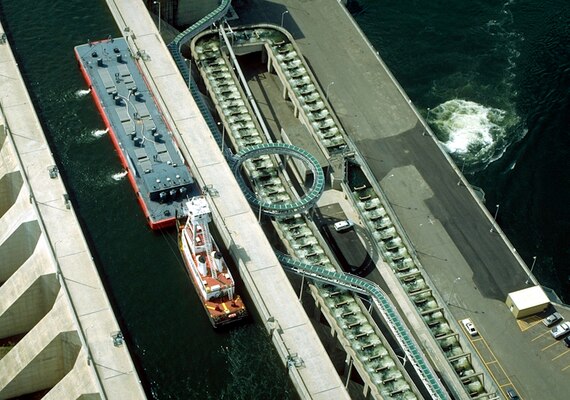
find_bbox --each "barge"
[75,37,194,229]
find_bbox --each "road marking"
[532,330,550,341]
[562,364,570,372]
[553,349,570,361]
[542,341,558,351]
[465,327,516,393]
[517,315,542,331]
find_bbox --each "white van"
[461,318,478,336]
[333,220,354,232]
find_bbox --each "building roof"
[508,286,550,309]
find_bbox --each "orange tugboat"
[177,196,247,327]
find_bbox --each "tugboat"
[177,196,247,327]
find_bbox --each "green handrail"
[167,0,232,151]
[276,252,450,400]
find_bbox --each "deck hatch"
[135,102,150,118]
[117,64,130,77]
[98,69,116,92]
[116,107,131,123]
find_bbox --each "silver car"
[551,321,570,339]
[543,312,563,327]
[333,220,354,232]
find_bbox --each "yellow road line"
[532,330,551,341]
[468,331,514,390]
[553,349,570,361]
[542,341,558,351]
[456,320,522,396]
[517,316,543,331]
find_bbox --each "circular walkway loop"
[232,142,325,217]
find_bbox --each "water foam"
[427,99,508,168]
[112,171,128,181]
[75,88,91,97]
[91,128,108,138]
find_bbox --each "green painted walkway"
[277,252,450,400]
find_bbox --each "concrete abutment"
[0,16,145,399]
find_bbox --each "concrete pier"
[104,0,349,399]
[0,20,145,400]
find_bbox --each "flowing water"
[353,0,570,300]
[1,0,569,398]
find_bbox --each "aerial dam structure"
[164,0,506,398]
[115,0,498,398]
[107,0,514,398]
[1,0,557,399]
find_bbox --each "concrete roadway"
[232,0,570,398]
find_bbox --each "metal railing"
[277,252,450,400]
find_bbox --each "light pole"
[281,10,289,27]
[525,256,537,284]
[255,191,263,223]
[457,159,466,186]
[186,58,192,89]
[153,1,161,34]
[217,121,226,151]
[326,81,335,101]
[446,277,460,305]
[490,204,500,233]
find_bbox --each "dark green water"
[353,0,570,300]
[2,0,569,398]
[0,1,295,399]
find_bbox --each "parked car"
[461,318,478,336]
[506,387,520,399]
[333,220,354,232]
[551,321,570,339]
[564,336,570,348]
[543,311,563,327]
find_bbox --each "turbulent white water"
[75,88,91,97]
[426,99,515,170]
[112,171,128,181]
[91,128,108,138]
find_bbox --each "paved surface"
[233,0,570,399]
[103,1,350,399]
[0,19,145,400]
[315,203,373,275]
